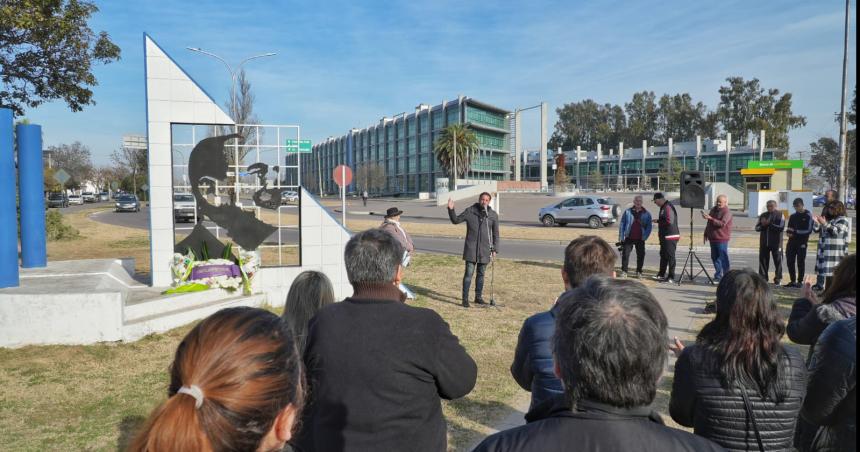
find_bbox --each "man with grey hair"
[475,277,723,451]
[295,229,477,452]
[702,194,733,283]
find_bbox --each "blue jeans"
[710,242,730,280]
[462,261,487,302]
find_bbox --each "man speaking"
[448,192,499,308]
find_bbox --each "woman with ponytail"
[129,307,304,452]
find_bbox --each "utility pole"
[837,0,851,201]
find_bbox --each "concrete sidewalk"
[465,279,715,450]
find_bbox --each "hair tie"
[177,385,204,409]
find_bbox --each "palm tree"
[433,124,479,190]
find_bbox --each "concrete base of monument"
[0,258,267,348]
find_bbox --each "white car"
[173,193,197,222]
[67,194,84,205]
[81,192,96,203]
[280,190,299,205]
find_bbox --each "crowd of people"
[128,192,854,451]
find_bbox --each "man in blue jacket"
[618,195,652,278]
[510,236,616,420]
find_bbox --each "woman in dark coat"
[801,317,856,452]
[669,269,807,452]
[787,253,856,451]
[787,253,857,359]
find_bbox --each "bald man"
[702,194,733,282]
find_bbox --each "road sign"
[333,165,353,187]
[110,181,119,190]
[54,168,70,185]
[141,184,149,191]
[285,139,312,153]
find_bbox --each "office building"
[524,138,778,190]
[302,96,510,194]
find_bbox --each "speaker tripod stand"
[678,208,713,286]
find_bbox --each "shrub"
[45,210,79,241]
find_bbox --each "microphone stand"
[483,205,498,307]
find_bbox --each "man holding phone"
[702,194,733,283]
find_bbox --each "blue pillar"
[17,124,46,268]
[0,109,19,287]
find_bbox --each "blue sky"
[24,0,857,165]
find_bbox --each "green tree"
[658,157,683,191]
[111,145,148,199]
[43,166,61,192]
[0,0,121,115]
[49,141,93,189]
[588,166,603,189]
[625,91,658,146]
[433,124,479,188]
[809,138,843,189]
[717,77,806,149]
[656,93,716,144]
[549,100,627,151]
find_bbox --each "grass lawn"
[0,252,561,451]
[7,206,838,450]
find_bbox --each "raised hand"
[447,198,454,209]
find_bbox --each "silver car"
[539,196,620,228]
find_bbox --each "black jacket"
[657,200,680,240]
[511,299,565,417]
[448,203,499,263]
[756,210,786,248]
[293,283,477,452]
[670,344,807,452]
[473,398,724,452]
[787,296,856,361]
[787,210,815,245]
[801,317,856,452]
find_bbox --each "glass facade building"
[302,96,510,195]
[523,140,778,191]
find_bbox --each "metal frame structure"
[171,123,302,266]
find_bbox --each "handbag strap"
[740,385,766,452]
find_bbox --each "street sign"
[110,181,119,190]
[333,165,353,187]
[285,139,312,153]
[141,184,149,191]
[748,160,803,169]
[54,168,70,185]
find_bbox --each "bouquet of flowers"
[165,243,259,295]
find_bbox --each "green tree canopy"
[0,0,121,115]
[433,124,479,185]
[717,77,806,149]
[49,141,93,189]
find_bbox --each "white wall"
[144,34,235,287]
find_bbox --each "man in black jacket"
[756,200,786,284]
[448,192,500,307]
[652,192,680,283]
[785,197,814,287]
[474,277,723,452]
[294,229,477,452]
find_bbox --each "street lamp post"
[186,47,276,205]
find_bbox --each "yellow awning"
[740,168,776,176]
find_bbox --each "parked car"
[98,192,110,202]
[81,192,96,203]
[280,190,299,204]
[115,195,140,212]
[173,193,196,222]
[67,194,84,205]
[46,192,69,208]
[538,195,620,228]
[812,194,827,207]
